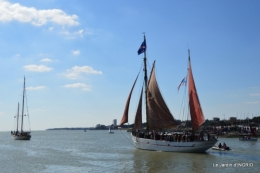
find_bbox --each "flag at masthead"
[137,36,146,55]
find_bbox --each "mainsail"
[119,74,139,126]
[146,63,177,130]
[188,51,205,132]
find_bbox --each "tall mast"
[16,102,19,132]
[21,76,25,132]
[142,34,149,131]
[188,49,191,132]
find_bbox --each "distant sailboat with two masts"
[11,76,31,140]
[119,35,217,153]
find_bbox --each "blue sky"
[0,0,260,131]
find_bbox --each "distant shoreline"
[45,128,259,138]
[46,128,94,130]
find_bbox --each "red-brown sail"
[146,63,177,130]
[119,74,139,126]
[133,88,143,130]
[188,54,205,132]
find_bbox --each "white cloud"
[65,65,102,80]
[26,86,46,90]
[71,50,80,55]
[23,64,52,72]
[250,93,260,96]
[64,83,91,91]
[60,29,87,39]
[244,102,259,104]
[41,58,52,62]
[0,0,79,26]
[229,94,237,97]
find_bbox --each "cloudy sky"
[0,0,260,131]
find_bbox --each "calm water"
[0,130,259,173]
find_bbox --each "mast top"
[142,32,146,39]
[188,49,190,61]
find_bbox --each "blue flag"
[177,76,187,92]
[137,40,146,55]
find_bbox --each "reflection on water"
[0,131,259,173]
[128,135,260,173]
[132,150,215,173]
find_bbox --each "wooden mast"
[142,34,149,131]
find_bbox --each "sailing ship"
[239,126,258,141]
[11,76,31,140]
[119,35,217,153]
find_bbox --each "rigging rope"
[25,89,31,132]
[119,130,134,147]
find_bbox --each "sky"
[0,0,260,131]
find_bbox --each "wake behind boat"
[119,35,217,153]
[11,76,31,140]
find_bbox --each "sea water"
[0,130,259,173]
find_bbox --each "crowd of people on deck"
[132,130,217,142]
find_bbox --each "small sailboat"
[109,126,114,134]
[119,35,217,153]
[239,126,258,141]
[11,76,31,140]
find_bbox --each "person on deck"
[222,142,227,149]
[200,131,204,141]
[218,143,222,148]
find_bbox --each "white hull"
[12,134,31,140]
[131,134,217,153]
[211,146,231,151]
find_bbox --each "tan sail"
[119,74,139,126]
[146,63,177,130]
[133,88,143,130]
[188,53,205,132]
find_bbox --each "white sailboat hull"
[131,134,217,153]
[12,135,31,140]
[12,132,31,140]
